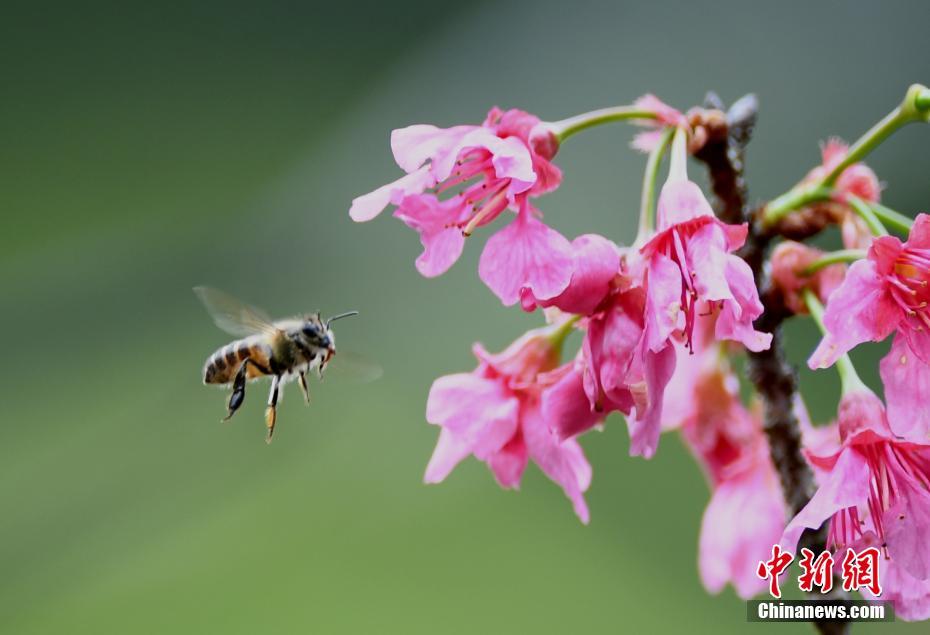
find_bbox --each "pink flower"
[540,290,638,440]
[631,94,687,153]
[805,138,881,205]
[639,148,771,354]
[541,357,606,443]
[519,233,622,315]
[852,531,930,621]
[669,339,786,599]
[802,139,881,250]
[809,214,930,383]
[541,263,676,459]
[351,107,573,305]
[782,389,930,589]
[797,401,842,476]
[477,200,574,306]
[658,313,719,432]
[392,194,470,277]
[587,282,678,458]
[769,241,846,315]
[423,323,592,523]
[841,213,873,251]
[700,468,786,599]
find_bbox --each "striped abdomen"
[202,337,272,385]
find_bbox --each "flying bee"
[195,286,364,442]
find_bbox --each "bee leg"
[317,353,331,381]
[265,375,281,443]
[298,371,311,405]
[224,358,252,421]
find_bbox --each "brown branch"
[692,93,755,225]
[694,93,849,635]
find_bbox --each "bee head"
[300,318,332,349]
[295,311,357,355]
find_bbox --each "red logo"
[757,545,794,598]
[757,545,882,598]
[798,548,834,593]
[841,547,882,596]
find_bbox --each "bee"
[195,286,361,442]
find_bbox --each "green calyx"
[901,83,930,124]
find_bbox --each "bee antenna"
[326,311,359,328]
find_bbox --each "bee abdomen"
[203,340,262,385]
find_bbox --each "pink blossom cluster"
[796,210,930,619]
[351,94,930,619]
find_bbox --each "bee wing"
[325,350,383,384]
[193,286,277,337]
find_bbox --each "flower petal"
[862,546,930,621]
[869,234,904,276]
[644,252,683,352]
[808,258,898,369]
[902,316,930,366]
[633,94,686,127]
[656,179,715,230]
[628,344,676,459]
[631,129,664,153]
[425,372,520,460]
[780,447,871,554]
[884,480,930,581]
[488,433,528,489]
[393,195,467,278]
[659,320,717,431]
[488,136,538,194]
[837,163,881,203]
[880,333,930,441]
[599,309,646,401]
[699,469,785,599]
[430,128,536,192]
[907,214,930,249]
[525,234,620,315]
[390,124,473,173]
[349,167,434,222]
[424,427,473,483]
[523,404,592,523]
[478,208,573,306]
[542,363,603,441]
[820,138,849,168]
[714,255,772,352]
[688,223,733,303]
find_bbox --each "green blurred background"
[2,1,928,632]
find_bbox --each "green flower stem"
[847,195,888,236]
[762,185,833,225]
[549,106,656,143]
[870,201,914,234]
[802,288,869,396]
[821,110,904,188]
[762,83,930,227]
[547,314,581,349]
[822,84,930,187]
[801,249,867,276]
[634,127,675,246]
